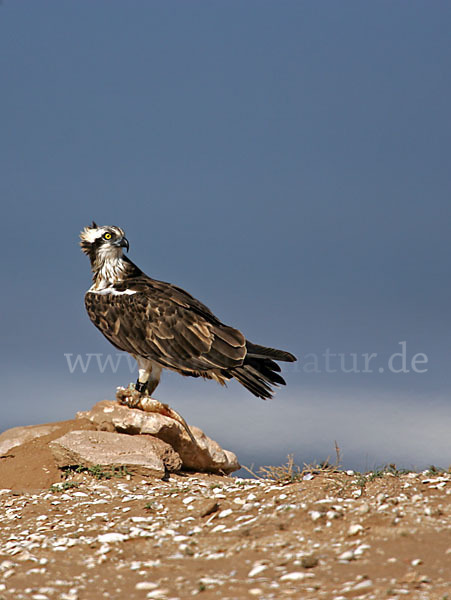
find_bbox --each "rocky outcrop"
[77,400,240,475]
[0,400,240,490]
[0,422,73,456]
[49,430,182,478]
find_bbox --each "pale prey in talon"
[80,222,296,428]
[116,383,197,444]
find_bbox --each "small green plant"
[425,465,445,476]
[61,464,131,480]
[88,464,110,479]
[234,479,246,487]
[363,463,411,483]
[366,468,386,482]
[110,465,131,478]
[354,473,368,489]
[49,481,81,493]
[350,464,411,494]
[198,582,206,592]
[209,483,222,490]
[62,464,88,478]
[385,463,410,476]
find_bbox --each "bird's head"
[80,222,129,261]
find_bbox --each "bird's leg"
[117,359,161,408]
[136,361,162,397]
[134,376,159,394]
[134,380,147,394]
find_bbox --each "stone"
[338,550,355,562]
[310,510,323,521]
[280,572,309,581]
[0,423,67,456]
[356,502,370,514]
[301,554,319,569]
[199,501,219,518]
[98,533,128,543]
[135,583,158,591]
[0,418,97,491]
[354,544,371,556]
[182,496,196,505]
[49,430,182,478]
[248,565,267,578]
[347,524,364,536]
[353,579,373,591]
[77,400,240,474]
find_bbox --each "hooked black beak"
[116,237,129,252]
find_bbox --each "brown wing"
[84,278,246,373]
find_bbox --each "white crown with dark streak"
[80,222,131,289]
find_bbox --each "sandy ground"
[0,453,451,600]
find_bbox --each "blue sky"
[1,1,450,472]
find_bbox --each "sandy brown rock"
[49,430,182,477]
[77,400,240,474]
[0,399,239,491]
[0,423,65,455]
[0,418,96,491]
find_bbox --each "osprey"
[80,222,296,400]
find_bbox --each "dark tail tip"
[246,341,297,362]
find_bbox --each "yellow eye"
[103,232,112,240]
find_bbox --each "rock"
[354,544,371,556]
[98,533,128,543]
[280,572,310,581]
[347,524,364,536]
[0,423,70,456]
[0,397,239,490]
[301,554,319,568]
[357,502,370,514]
[135,582,158,591]
[182,496,196,505]
[309,510,324,521]
[77,400,240,474]
[0,418,97,491]
[49,430,182,478]
[353,579,373,591]
[199,501,219,517]
[248,564,267,578]
[338,550,355,562]
[146,591,168,600]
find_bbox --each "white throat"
[91,253,128,290]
